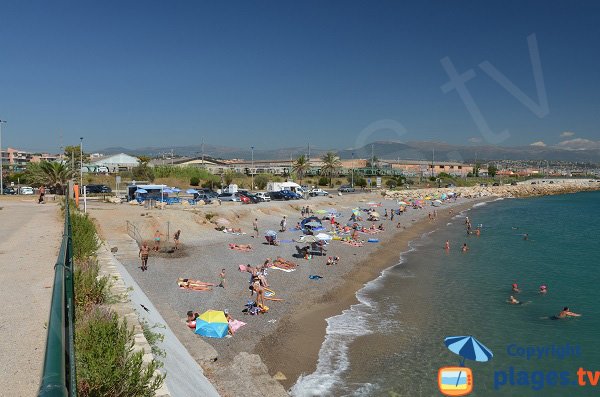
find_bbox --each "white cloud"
[530,141,546,147]
[468,137,482,143]
[560,131,575,138]
[557,138,600,150]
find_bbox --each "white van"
[19,186,34,195]
[256,192,271,202]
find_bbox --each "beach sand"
[88,192,480,395]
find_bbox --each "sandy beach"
[87,180,600,396]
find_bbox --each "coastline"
[86,180,600,396]
[255,199,482,391]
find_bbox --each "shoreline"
[254,199,483,391]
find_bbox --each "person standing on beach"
[253,218,259,238]
[173,229,181,250]
[153,230,162,251]
[280,216,287,232]
[390,211,394,221]
[139,242,150,271]
[218,269,226,288]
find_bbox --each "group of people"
[508,282,581,318]
[138,229,182,271]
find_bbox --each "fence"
[38,196,77,397]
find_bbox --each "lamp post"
[251,146,254,190]
[351,152,355,187]
[80,137,84,189]
[0,120,6,195]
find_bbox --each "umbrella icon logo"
[438,336,493,396]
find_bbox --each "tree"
[63,145,90,170]
[473,162,481,177]
[223,170,234,185]
[254,174,269,190]
[320,152,342,187]
[292,155,310,185]
[488,164,498,177]
[355,178,367,188]
[26,161,74,194]
[366,156,380,169]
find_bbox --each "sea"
[291,191,600,397]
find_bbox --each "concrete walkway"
[0,200,62,397]
[104,237,220,397]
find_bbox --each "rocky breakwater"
[382,180,600,201]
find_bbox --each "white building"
[88,153,140,173]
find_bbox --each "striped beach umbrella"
[444,336,493,365]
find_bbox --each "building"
[88,153,140,173]
[0,147,62,172]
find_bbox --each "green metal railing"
[38,196,77,397]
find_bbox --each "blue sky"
[1,1,599,153]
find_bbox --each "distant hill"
[97,141,600,163]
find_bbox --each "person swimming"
[508,295,520,305]
[539,284,548,294]
[556,307,581,318]
[512,283,521,293]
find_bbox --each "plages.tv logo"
[438,336,494,396]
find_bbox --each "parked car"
[309,188,329,196]
[281,190,301,200]
[255,192,271,202]
[84,184,112,194]
[531,181,537,185]
[243,192,261,203]
[492,182,500,186]
[217,192,241,202]
[193,193,213,204]
[19,186,35,195]
[479,183,488,187]
[338,185,355,192]
[268,191,286,200]
[2,186,17,195]
[510,182,518,186]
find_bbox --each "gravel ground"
[0,198,62,397]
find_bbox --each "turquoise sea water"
[293,191,600,396]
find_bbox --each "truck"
[266,181,306,196]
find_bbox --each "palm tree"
[320,152,342,187]
[292,154,310,185]
[27,161,74,195]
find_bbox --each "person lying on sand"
[223,227,243,233]
[229,243,252,251]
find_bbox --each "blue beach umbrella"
[186,188,199,194]
[444,336,493,366]
[265,230,277,237]
[135,188,147,194]
[172,187,181,192]
[162,188,174,194]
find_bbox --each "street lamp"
[251,146,254,190]
[351,152,355,188]
[0,120,6,195]
[80,137,84,189]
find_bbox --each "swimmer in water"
[444,240,450,250]
[539,285,548,294]
[556,307,581,318]
[508,295,520,305]
[462,243,469,252]
[512,283,521,293]
[523,233,528,240]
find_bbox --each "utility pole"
[431,147,435,177]
[201,138,205,166]
[351,152,355,187]
[80,137,84,189]
[251,146,254,190]
[0,120,6,195]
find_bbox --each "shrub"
[318,176,328,186]
[74,260,109,311]
[71,211,101,262]
[190,176,200,186]
[254,174,269,190]
[355,178,367,188]
[75,308,165,397]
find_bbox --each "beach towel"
[309,275,323,280]
[229,319,246,333]
[223,230,246,235]
[271,266,296,273]
[238,264,248,272]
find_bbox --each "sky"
[1,1,599,153]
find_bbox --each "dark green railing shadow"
[38,196,77,397]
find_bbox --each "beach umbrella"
[432,200,443,207]
[186,188,199,194]
[135,188,148,194]
[162,188,174,194]
[296,235,319,243]
[172,188,181,193]
[370,211,381,218]
[397,201,408,206]
[195,310,229,338]
[441,193,447,200]
[265,230,278,237]
[424,196,432,200]
[305,221,321,227]
[444,336,493,365]
[315,233,332,241]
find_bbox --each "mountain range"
[97,141,600,164]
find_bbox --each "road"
[0,199,63,397]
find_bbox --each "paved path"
[0,200,62,397]
[105,237,220,397]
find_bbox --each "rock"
[273,371,287,381]
[110,247,118,253]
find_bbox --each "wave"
[472,202,487,208]
[291,245,417,396]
